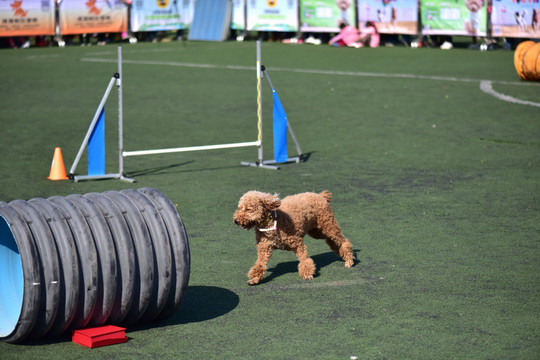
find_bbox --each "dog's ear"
[262,193,281,211]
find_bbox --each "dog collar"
[257,211,278,232]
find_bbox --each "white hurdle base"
[240,161,279,170]
[72,173,135,183]
[241,155,301,170]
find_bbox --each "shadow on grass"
[162,286,239,325]
[298,151,313,163]
[125,160,195,177]
[124,152,314,178]
[258,250,359,285]
[9,286,239,345]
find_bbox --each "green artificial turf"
[0,40,539,359]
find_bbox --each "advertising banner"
[131,0,182,32]
[246,0,298,31]
[300,0,356,32]
[60,0,127,35]
[177,0,194,29]
[0,0,55,36]
[421,0,487,36]
[491,0,540,38]
[231,0,245,30]
[357,0,418,35]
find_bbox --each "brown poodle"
[233,190,355,285]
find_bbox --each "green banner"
[421,0,486,36]
[300,0,356,32]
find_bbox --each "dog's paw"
[345,260,354,268]
[248,278,261,285]
[302,274,314,280]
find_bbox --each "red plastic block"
[72,325,128,348]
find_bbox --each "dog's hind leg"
[309,221,355,268]
[323,237,355,268]
[294,244,316,280]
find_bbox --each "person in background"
[354,21,380,48]
[8,36,29,49]
[328,22,359,47]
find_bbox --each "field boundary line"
[479,80,540,107]
[80,57,540,106]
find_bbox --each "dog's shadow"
[259,250,359,285]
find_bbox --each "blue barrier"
[272,90,289,163]
[88,107,105,176]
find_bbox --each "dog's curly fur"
[233,190,355,285]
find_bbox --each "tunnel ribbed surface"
[0,188,190,343]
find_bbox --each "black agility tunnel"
[0,188,190,343]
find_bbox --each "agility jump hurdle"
[69,46,134,183]
[69,42,302,182]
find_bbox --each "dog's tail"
[320,190,332,202]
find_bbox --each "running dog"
[233,190,355,285]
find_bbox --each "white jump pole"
[123,141,261,157]
[117,47,134,182]
[241,40,279,169]
[256,39,263,164]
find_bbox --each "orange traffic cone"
[48,147,68,180]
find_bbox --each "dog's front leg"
[294,244,316,280]
[248,241,273,285]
